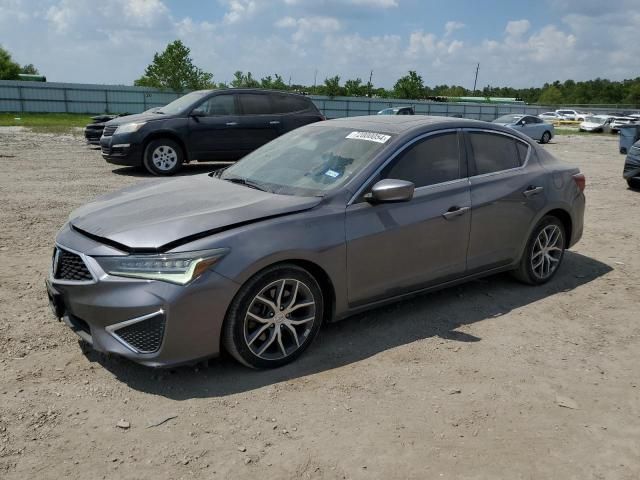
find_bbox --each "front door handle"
[442,206,470,220]
[269,120,281,125]
[226,122,238,126]
[523,186,544,197]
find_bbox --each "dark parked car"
[100,89,324,175]
[377,106,415,115]
[84,114,119,145]
[623,139,640,188]
[47,116,585,368]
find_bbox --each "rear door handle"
[226,122,238,126]
[442,206,470,220]
[523,186,544,197]
[269,120,281,125]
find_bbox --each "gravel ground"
[0,129,638,480]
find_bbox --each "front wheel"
[540,131,552,144]
[512,216,566,285]
[222,265,324,369]
[143,138,184,176]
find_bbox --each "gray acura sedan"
[46,116,585,369]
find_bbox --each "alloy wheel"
[531,224,563,280]
[152,145,178,171]
[243,279,317,361]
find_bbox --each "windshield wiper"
[223,176,268,192]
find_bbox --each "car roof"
[193,88,309,99]
[316,115,490,135]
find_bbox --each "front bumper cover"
[47,233,240,367]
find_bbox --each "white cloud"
[275,15,341,43]
[505,19,531,37]
[222,0,257,24]
[349,0,398,7]
[444,20,464,37]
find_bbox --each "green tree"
[134,40,214,92]
[393,71,424,99]
[344,78,364,97]
[20,63,39,75]
[625,83,640,106]
[230,71,260,88]
[538,85,564,105]
[0,46,21,80]
[323,75,342,97]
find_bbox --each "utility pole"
[473,63,480,95]
[368,70,373,97]
[313,69,318,90]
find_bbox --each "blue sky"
[1,0,639,88]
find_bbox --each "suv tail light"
[573,173,586,192]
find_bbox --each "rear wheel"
[513,216,566,285]
[143,138,183,176]
[223,265,324,369]
[540,131,551,144]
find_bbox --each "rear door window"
[468,132,521,175]
[239,94,273,115]
[383,132,461,188]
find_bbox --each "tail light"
[573,173,586,192]
[319,114,326,121]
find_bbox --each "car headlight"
[114,122,146,135]
[94,248,229,285]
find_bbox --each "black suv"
[100,89,324,175]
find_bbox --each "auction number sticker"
[346,131,391,143]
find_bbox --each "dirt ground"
[0,128,638,480]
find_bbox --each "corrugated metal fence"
[0,80,632,120]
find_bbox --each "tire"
[628,178,640,189]
[512,215,566,285]
[540,131,551,144]
[143,138,184,176]
[620,148,628,155]
[222,264,324,369]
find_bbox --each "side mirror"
[366,179,415,203]
[191,108,206,117]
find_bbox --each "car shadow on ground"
[111,162,231,178]
[88,251,612,399]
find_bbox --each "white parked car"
[555,109,588,121]
[539,112,564,121]
[579,115,613,133]
[610,117,638,133]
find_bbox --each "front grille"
[53,248,93,281]
[102,125,117,137]
[101,146,110,154]
[113,314,165,353]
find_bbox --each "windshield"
[220,125,393,196]
[584,116,604,124]
[493,114,522,124]
[157,91,209,115]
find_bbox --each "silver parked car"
[46,116,585,369]
[492,114,555,144]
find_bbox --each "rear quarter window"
[271,94,312,114]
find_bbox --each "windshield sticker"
[324,169,340,178]
[346,131,391,144]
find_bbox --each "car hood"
[69,175,322,251]
[105,112,162,126]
